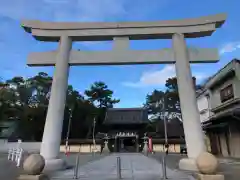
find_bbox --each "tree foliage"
[0,73,119,141]
[145,76,200,121]
[85,81,120,108]
[84,81,120,138]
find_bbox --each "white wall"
[197,94,210,123]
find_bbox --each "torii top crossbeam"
[21,14,226,42]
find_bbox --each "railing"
[71,153,168,179]
[8,147,23,167]
[73,153,122,179]
[161,155,167,179]
[117,156,122,179]
[73,149,80,179]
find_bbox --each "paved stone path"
[51,153,195,180]
[149,153,240,180]
[0,152,106,180]
[2,152,240,180]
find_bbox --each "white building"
[197,90,211,123]
[196,59,240,158]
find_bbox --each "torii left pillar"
[40,36,72,171]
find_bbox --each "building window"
[220,84,234,103]
[206,94,210,108]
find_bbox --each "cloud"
[220,41,240,55]
[0,0,170,79]
[122,65,207,88]
[123,65,175,88]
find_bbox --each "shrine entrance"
[114,132,139,153]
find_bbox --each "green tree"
[0,73,120,141]
[28,72,52,106]
[0,73,52,140]
[84,81,120,138]
[62,85,95,139]
[25,72,53,140]
[85,81,120,108]
[0,81,16,122]
[145,76,199,122]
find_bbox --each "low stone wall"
[0,141,182,153]
[152,144,181,153]
[0,141,101,153]
[60,144,101,153]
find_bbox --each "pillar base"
[197,173,224,180]
[102,147,110,154]
[18,174,49,180]
[43,159,66,172]
[179,158,198,171]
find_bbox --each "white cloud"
[220,41,240,55]
[122,65,207,88]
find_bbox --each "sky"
[0,0,240,108]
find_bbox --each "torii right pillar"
[173,33,206,171]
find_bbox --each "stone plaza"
[50,153,195,180]
[2,152,240,180]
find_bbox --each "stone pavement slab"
[51,153,195,180]
[0,152,106,180]
[149,153,240,180]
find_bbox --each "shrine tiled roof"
[104,108,149,124]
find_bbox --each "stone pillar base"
[143,142,148,155]
[102,145,110,154]
[197,173,224,180]
[179,158,198,171]
[43,159,66,172]
[18,174,49,180]
[102,148,110,154]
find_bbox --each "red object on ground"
[65,142,70,156]
[148,137,153,152]
[65,150,70,156]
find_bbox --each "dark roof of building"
[149,118,184,138]
[104,108,149,124]
[202,106,240,130]
[207,59,239,83]
[196,59,240,98]
[208,104,240,122]
[196,88,209,98]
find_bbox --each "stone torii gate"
[21,13,226,171]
